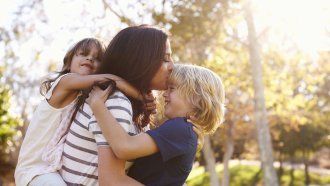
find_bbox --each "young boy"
[87,64,225,185]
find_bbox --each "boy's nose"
[163,91,168,97]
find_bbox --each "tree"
[206,39,255,185]
[243,1,278,185]
[265,48,330,184]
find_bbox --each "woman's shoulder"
[111,90,130,99]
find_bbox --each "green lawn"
[186,164,330,186]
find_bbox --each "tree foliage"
[0,67,22,167]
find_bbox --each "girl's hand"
[104,74,123,82]
[143,91,157,114]
[86,86,113,109]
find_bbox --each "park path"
[228,159,330,176]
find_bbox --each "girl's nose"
[86,56,94,62]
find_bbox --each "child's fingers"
[192,127,200,134]
[104,74,121,81]
[87,86,111,104]
[95,86,111,102]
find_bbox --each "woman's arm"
[87,87,159,160]
[98,146,144,186]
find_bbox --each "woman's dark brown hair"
[72,25,169,130]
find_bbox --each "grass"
[186,164,330,186]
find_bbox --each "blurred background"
[0,0,329,185]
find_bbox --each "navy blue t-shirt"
[128,117,198,186]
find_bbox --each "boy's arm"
[87,87,159,160]
[98,146,144,186]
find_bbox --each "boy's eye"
[168,86,176,90]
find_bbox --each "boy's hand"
[86,86,112,109]
[143,91,157,114]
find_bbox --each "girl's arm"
[87,86,159,160]
[60,73,142,100]
[98,146,144,186]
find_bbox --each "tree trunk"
[278,152,284,184]
[289,157,295,186]
[303,150,310,186]
[222,121,235,186]
[244,1,278,186]
[202,136,220,186]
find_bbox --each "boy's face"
[163,82,193,119]
[70,45,101,75]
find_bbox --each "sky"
[253,0,330,55]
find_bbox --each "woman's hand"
[86,86,112,109]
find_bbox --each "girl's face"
[163,82,193,119]
[149,39,174,90]
[70,45,101,75]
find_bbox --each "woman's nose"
[168,61,174,71]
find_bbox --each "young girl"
[87,64,226,185]
[14,38,143,186]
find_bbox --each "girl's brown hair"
[40,38,105,96]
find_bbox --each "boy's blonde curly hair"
[168,64,225,135]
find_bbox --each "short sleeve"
[88,91,134,146]
[45,73,72,100]
[146,117,193,162]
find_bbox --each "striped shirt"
[60,91,138,186]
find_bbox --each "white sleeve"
[45,73,72,100]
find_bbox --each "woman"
[59,25,173,185]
